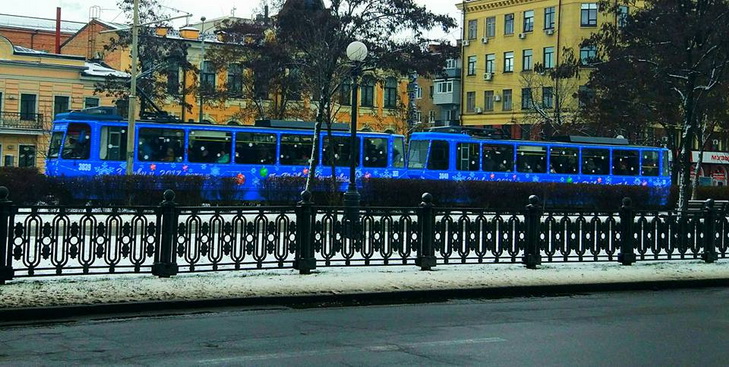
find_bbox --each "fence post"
[701,198,718,263]
[416,193,437,270]
[0,187,14,284]
[294,190,316,274]
[523,195,542,269]
[618,197,636,265]
[152,189,179,277]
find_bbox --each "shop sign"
[691,151,729,164]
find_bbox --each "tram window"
[99,126,128,161]
[428,140,450,170]
[235,132,276,164]
[48,132,63,159]
[641,151,659,176]
[280,134,314,165]
[549,146,578,174]
[138,128,184,162]
[581,148,609,174]
[482,144,513,172]
[662,152,670,176]
[456,143,479,171]
[61,123,91,160]
[612,149,639,176]
[363,138,388,168]
[408,140,429,169]
[323,136,352,167]
[393,137,405,168]
[516,145,547,173]
[189,130,232,163]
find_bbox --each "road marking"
[197,337,506,364]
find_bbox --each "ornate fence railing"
[0,111,44,130]
[0,186,724,283]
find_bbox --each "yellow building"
[457,0,621,138]
[0,35,117,171]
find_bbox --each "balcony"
[437,67,461,79]
[0,112,44,132]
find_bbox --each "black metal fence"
[0,111,44,130]
[0,186,725,284]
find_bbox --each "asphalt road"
[1,287,728,366]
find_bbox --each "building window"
[361,76,375,107]
[578,85,594,107]
[53,96,70,116]
[542,87,554,108]
[580,45,598,65]
[485,17,496,38]
[384,77,398,108]
[484,90,494,111]
[521,88,533,109]
[503,89,513,111]
[543,47,555,68]
[416,85,423,99]
[468,19,478,39]
[429,110,436,123]
[20,94,37,120]
[445,59,458,69]
[523,10,534,32]
[166,63,179,95]
[505,14,514,35]
[466,91,476,113]
[522,49,533,71]
[503,52,514,73]
[545,7,556,29]
[618,5,629,28]
[201,61,216,89]
[84,97,99,108]
[19,145,36,168]
[227,63,243,97]
[467,55,477,75]
[339,80,351,105]
[436,81,453,94]
[581,3,598,27]
[486,54,496,73]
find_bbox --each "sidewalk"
[1,261,729,321]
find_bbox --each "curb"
[2,278,728,323]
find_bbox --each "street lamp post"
[343,41,368,221]
[198,16,206,123]
[124,0,140,175]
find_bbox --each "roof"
[82,62,129,78]
[0,13,85,33]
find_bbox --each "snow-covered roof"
[83,62,129,78]
[0,13,85,33]
[13,45,46,54]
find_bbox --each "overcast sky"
[3,0,462,42]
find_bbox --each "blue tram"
[405,127,671,188]
[45,109,406,200]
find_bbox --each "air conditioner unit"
[463,40,470,46]
[518,33,527,39]
[475,107,483,114]
[494,94,501,102]
[481,37,489,44]
[483,72,493,81]
[545,29,555,35]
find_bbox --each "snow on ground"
[1,261,728,309]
